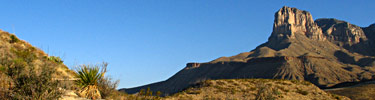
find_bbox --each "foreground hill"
[0,30,75,79]
[165,79,349,100]
[121,6,375,96]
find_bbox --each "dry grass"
[164,79,349,100]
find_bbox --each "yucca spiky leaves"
[76,65,104,87]
[75,63,107,99]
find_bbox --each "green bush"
[9,35,19,43]
[47,56,64,64]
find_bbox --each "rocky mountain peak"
[316,18,368,45]
[269,6,324,41]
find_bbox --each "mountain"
[120,6,375,95]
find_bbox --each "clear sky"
[0,0,374,89]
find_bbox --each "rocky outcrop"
[270,6,324,41]
[316,18,368,45]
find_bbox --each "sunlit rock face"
[270,6,325,41]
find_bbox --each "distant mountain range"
[120,6,375,95]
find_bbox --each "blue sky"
[0,0,374,88]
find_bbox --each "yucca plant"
[75,63,107,99]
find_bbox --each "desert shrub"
[7,59,27,79]
[255,83,278,100]
[9,35,19,43]
[156,91,162,97]
[146,87,153,96]
[8,64,63,100]
[98,75,120,99]
[133,87,162,100]
[47,56,63,64]
[139,89,146,96]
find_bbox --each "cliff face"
[316,18,368,45]
[120,6,375,95]
[270,6,324,41]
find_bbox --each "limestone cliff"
[270,6,324,41]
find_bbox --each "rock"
[270,6,325,41]
[59,90,90,100]
[316,18,368,45]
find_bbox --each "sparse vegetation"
[0,59,63,100]
[11,65,63,99]
[164,79,347,100]
[255,83,277,100]
[98,75,120,99]
[127,87,162,100]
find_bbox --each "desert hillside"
[165,79,349,100]
[0,30,77,99]
[0,30,75,78]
